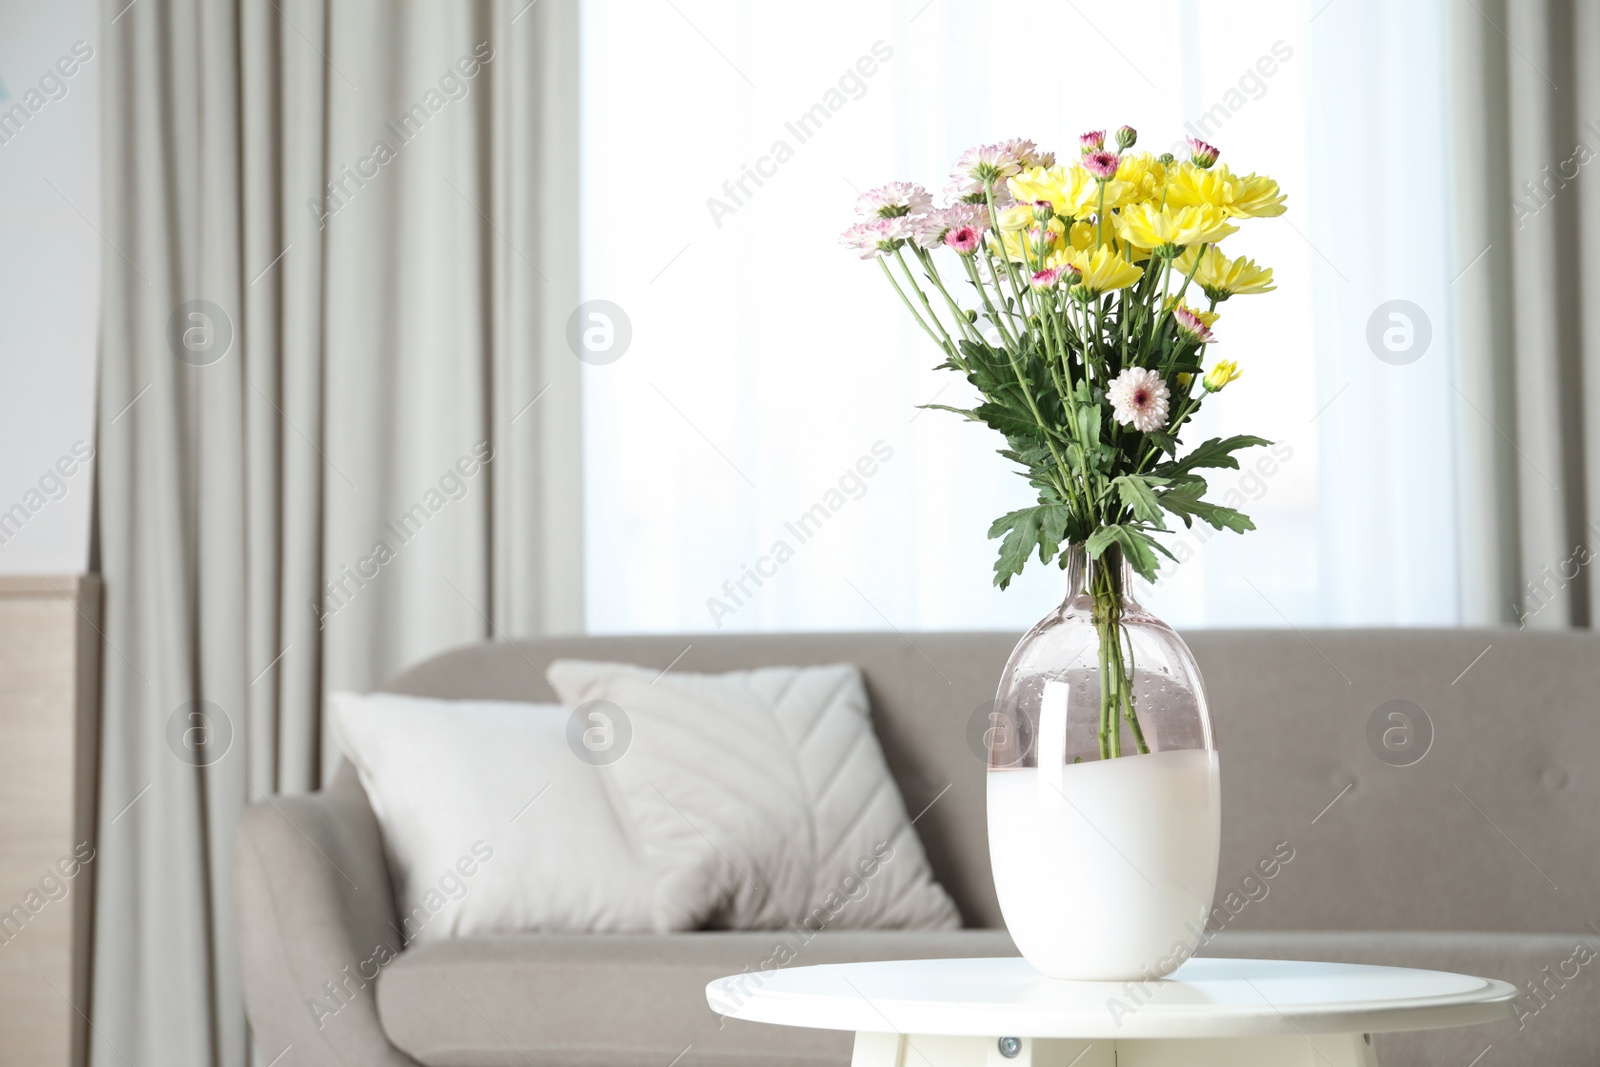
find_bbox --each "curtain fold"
[1449,0,1600,628]
[91,2,580,1064]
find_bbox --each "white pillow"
[330,691,658,943]
[546,660,961,933]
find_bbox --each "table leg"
[850,1032,1378,1067]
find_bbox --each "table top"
[705,957,1519,1040]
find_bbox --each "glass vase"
[986,542,1221,980]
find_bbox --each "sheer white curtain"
[579,0,1458,633]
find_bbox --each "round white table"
[705,956,1517,1067]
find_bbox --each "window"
[579,0,1457,633]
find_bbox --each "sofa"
[237,629,1600,1066]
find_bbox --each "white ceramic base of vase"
[987,748,1221,980]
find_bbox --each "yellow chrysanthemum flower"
[1041,224,1106,271]
[1203,360,1243,391]
[1163,162,1238,211]
[1007,165,1132,219]
[1068,245,1143,294]
[1115,152,1168,203]
[1092,172,1138,213]
[1005,167,1059,212]
[1068,219,1095,252]
[1174,245,1276,299]
[995,204,1031,231]
[1165,164,1287,219]
[1116,203,1238,252]
[1226,172,1287,218]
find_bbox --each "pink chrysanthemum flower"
[949,143,1024,195]
[1187,136,1221,169]
[915,204,989,248]
[1030,266,1065,289]
[945,225,982,255]
[1107,367,1171,433]
[855,181,935,219]
[1082,150,1121,180]
[1173,306,1215,344]
[1079,129,1106,153]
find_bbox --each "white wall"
[0,0,98,574]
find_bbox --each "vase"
[986,542,1220,980]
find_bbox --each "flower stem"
[893,248,957,352]
[876,256,948,354]
[1088,544,1149,759]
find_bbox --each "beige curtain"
[1449,0,1600,628]
[91,2,580,1064]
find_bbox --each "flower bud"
[1174,306,1216,344]
[1186,137,1220,169]
[1158,152,1176,166]
[1202,359,1242,392]
[1032,200,1055,223]
[1079,129,1106,154]
[1115,125,1137,149]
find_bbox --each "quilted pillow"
[546,660,960,933]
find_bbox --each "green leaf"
[988,504,1071,590]
[1112,475,1169,528]
[1085,523,1163,582]
[973,401,1053,441]
[1158,483,1257,533]
[917,403,979,420]
[1145,430,1180,457]
[1071,399,1101,444]
[1160,435,1271,477]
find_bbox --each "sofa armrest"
[237,764,418,1066]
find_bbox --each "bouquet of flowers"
[842,127,1285,760]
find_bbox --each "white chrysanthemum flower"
[1107,367,1171,433]
[839,217,918,260]
[948,142,1024,196]
[942,178,1014,208]
[880,215,917,242]
[1001,137,1055,170]
[839,220,890,260]
[855,181,934,219]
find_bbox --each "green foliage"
[989,503,1072,590]
[874,242,1271,590]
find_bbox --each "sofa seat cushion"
[375,929,1018,1067]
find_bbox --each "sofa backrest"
[381,628,1600,935]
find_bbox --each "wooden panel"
[0,575,101,1067]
